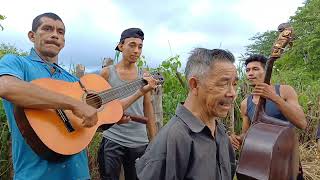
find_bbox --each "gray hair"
[184,48,235,81]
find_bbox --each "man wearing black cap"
[98,28,158,180]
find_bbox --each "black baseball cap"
[115,28,144,51]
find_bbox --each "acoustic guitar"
[14,73,164,161]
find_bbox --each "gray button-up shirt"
[136,104,236,180]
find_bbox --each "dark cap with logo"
[115,28,144,51]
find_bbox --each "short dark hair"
[32,12,64,32]
[185,48,235,80]
[244,54,268,67]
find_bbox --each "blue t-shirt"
[0,48,90,180]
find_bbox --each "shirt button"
[75,163,79,167]
[61,164,66,168]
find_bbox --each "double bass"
[236,25,299,180]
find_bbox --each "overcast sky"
[0,0,305,72]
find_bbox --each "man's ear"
[188,77,199,96]
[28,31,35,43]
[118,43,124,52]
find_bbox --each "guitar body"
[236,114,299,180]
[14,74,123,161]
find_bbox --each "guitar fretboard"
[99,78,147,104]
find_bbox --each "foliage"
[245,31,278,57]
[138,54,187,123]
[0,43,28,58]
[154,55,187,123]
[0,14,5,31]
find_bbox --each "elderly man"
[136,48,238,180]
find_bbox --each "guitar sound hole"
[86,93,102,109]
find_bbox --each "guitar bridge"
[55,109,75,132]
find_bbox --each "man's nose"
[226,85,236,98]
[247,70,254,76]
[50,30,59,39]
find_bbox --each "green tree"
[0,43,28,58]
[245,30,278,57]
[156,55,187,123]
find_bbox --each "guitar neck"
[99,78,147,104]
[252,58,275,123]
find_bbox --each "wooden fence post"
[75,64,85,78]
[152,87,163,130]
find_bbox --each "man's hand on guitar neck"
[72,103,98,128]
[140,72,159,94]
[120,72,159,110]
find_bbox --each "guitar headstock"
[151,72,165,85]
[270,24,294,58]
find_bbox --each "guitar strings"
[85,73,162,103]
[77,73,162,108]
[85,79,146,107]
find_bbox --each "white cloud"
[0,0,305,70]
[231,0,304,32]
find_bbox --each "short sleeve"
[0,54,25,80]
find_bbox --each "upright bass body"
[237,114,299,180]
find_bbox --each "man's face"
[197,61,238,118]
[29,17,65,58]
[118,38,143,63]
[245,61,265,86]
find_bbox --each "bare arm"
[0,75,98,127]
[0,75,79,109]
[143,91,157,140]
[240,98,251,135]
[253,83,307,129]
[273,85,307,129]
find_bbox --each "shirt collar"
[28,48,62,72]
[28,48,45,62]
[28,48,59,65]
[175,103,206,133]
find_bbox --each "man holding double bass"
[230,24,307,180]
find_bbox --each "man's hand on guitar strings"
[71,103,98,128]
[252,82,278,102]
